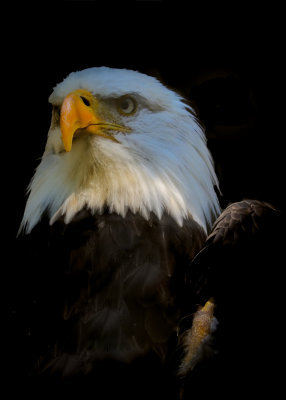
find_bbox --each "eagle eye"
[117,96,137,116]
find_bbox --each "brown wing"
[206,199,280,246]
[189,199,283,303]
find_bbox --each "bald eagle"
[16,67,281,399]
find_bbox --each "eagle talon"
[179,299,218,375]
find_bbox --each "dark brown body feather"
[11,208,205,398]
[9,200,283,399]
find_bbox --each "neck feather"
[20,133,221,235]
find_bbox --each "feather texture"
[19,67,220,235]
[18,210,206,378]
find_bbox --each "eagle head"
[20,67,220,234]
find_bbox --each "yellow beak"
[60,89,129,152]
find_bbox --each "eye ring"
[117,95,137,116]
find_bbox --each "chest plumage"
[26,209,205,377]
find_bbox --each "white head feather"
[20,67,221,234]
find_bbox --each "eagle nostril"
[80,96,90,106]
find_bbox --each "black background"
[3,1,285,396]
